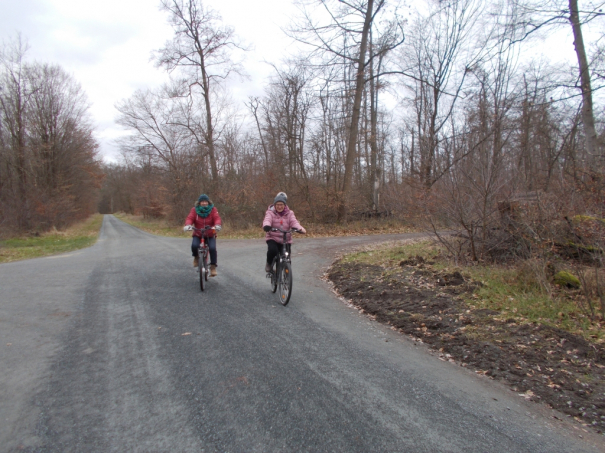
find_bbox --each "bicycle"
[266,228,301,306]
[191,225,215,291]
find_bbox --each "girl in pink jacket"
[262,192,306,272]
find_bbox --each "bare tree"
[246,97,270,171]
[395,0,485,188]
[291,0,403,221]
[155,0,247,181]
[115,83,203,219]
[431,54,517,262]
[509,0,605,160]
[339,0,376,221]
[0,36,32,229]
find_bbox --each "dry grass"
[0,214,103,263]
[114,212,416,240]
[113,213,265,239]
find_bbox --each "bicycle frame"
[274,242,291,272]
[192,226,213,291]
[198,236,209,265]
[269,229,291,271]
[271,245,291,279]
[268,228,298,305]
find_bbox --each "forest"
[1,0,604,268]
[0,36,102,233]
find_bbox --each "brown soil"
[327,257,605,435]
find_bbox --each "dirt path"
[327,258,605,436]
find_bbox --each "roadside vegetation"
[337,239,604,342]
[113,212,414,239]
[329,238,605,434]
[0,214,103,264]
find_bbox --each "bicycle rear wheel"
[198,250,205,291]
[278,261,292,306]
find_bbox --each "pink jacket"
[262,205,303,244]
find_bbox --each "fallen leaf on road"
[520,390,535,399]
[181,332,192,336]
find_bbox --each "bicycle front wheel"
[271,259,278,293]
[198,252,205,291]
[278,261,292,306]
[203,251,209,282]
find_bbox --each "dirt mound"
[327,261,605,434]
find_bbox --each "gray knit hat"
[274,192,287,205]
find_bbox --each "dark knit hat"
[274,192,287,205]
[198,194,210,203]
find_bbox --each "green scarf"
[195,203,214,218]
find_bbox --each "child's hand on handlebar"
[263,225,271,232]
[183,225,193,232]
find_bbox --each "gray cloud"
[0,0,298,162]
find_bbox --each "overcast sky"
[1,0,586,164]
[1,0,300,162]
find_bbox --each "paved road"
[1,215,603,452]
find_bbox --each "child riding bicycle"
[262,192,306,273]
[183,194,222,277]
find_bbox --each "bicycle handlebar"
[271,228,302,233]
[192,226,215,231]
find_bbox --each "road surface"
[0,215,602,452]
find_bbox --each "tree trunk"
[337,0,374,222]
[199,60,218,181]
[369,43,381,212]
[249,98,269,171]
[569,0,599,160]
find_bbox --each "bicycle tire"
[278,261,292,306]
[203,250,209,281]
[271,259,278,293]
[198,249,205,291]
